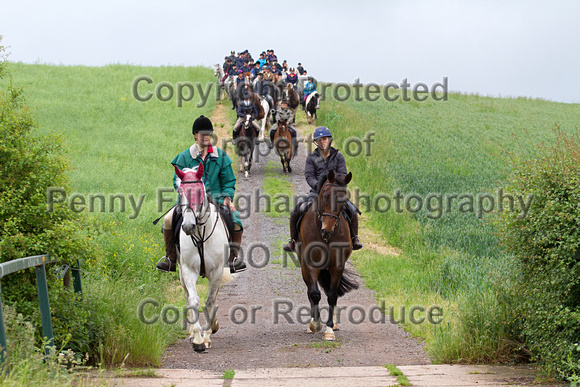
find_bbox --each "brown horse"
[250,91,265,120]
[296,170,359,341]
[236,114,258,178]
[273,119,293,173]
[284,84,300,121]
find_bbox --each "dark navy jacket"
[237,100,257,119]
[304,147,347,193]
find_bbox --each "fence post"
[35,263,54,355]
[72,259,83,298]
[0,283,6,366]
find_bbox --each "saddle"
[295,195,358,240]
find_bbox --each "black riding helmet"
[192,115,213,134]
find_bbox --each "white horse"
[259,96,273,142]
[174,163,234,352]
[214,64,226,100]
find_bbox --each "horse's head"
[278,119,288,132]
[175,164,206,235]
[317,170,352,243]
[214,64,220,77]
[243,114,252,127]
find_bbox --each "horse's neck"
[198,196,218,225]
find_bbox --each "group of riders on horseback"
[156,49,360,275]
[156,113,363,275]
[216,49,320,146]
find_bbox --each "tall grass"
[1,63,218,367]
[317,88,580,362]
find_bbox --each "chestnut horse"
[296,170,359,341]
[273,119,293,173]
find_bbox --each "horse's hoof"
[309,319,322,333]
[212,320,219,334]
[307,327,313,334]
[288,166,292,173]
[324,332,336,341]
[244,171,249,178]
[204,341,212,349]
[333,323,339,331]
[192,342,206,352]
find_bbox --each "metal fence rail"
[0,254,81,366]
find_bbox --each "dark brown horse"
[297,170,359,341]
[236,114,258,178]
[284,84,300,121]
[273,119,293,173]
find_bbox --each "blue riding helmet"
[313,127,332,140]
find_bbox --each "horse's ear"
[328,170,335,182]
[174,165,185,180]
[195,162,204,179]
[345,172,352,184]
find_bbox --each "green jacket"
[171,144,236,204]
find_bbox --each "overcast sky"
[1,0,579,103]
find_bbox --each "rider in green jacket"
[156,115,246,274]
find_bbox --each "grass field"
[2,62,218,371]
[3,62,580,373]
[316,86,580,362]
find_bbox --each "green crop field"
[317,87,580,362]
[3,62,580,376]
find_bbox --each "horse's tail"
[221,268,235,284]
[318,267,360,297]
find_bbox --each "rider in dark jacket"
[283,126,363,252]
[232,90,260,144]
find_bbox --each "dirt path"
[161,103,430,370]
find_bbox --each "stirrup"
[229,257,247,274]
[352,236,363,251]
[283,239,295,252]
[156,256,176,272]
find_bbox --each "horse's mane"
[316,173,328,194]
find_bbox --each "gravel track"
[161,104,430,370]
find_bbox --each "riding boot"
[156,228,177,272]
[229,230,247,273]
[350,215,363,251]
[283,210,299,252]
[232,126,239,145]
[269,129,276,149]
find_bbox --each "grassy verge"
[316,88,580,363]
[1,63,218,369]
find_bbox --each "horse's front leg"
[280,155,287,173]
[259,114,266,142]
[202,268,222,349]
[181,265,205,352]
[238,151,244,173]
[324,269,343,341]
[304,269,322,333]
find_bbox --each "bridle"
[317,182,345,243]
[178,179,221,277]
[178,178,221,277]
